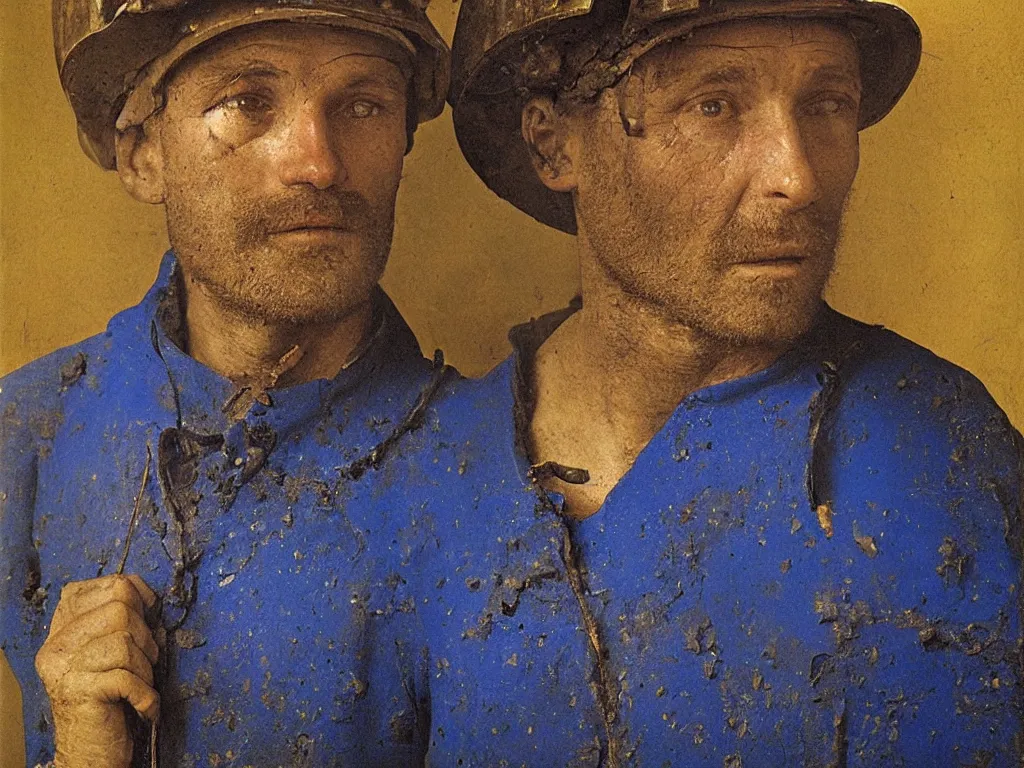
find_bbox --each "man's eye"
[350,101,382,119]
[806,96,856,117]
[697,99,728,118]
[216,94,272,120]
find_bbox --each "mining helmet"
[449,0,922,234]
[54,0,451,169]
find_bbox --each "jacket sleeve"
[830,355,1023,766]
[0,371,59,767]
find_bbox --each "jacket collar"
[503,298,872,515]
[112,251,427,443]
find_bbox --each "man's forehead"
[173,22,412,84]
[645,17,860,78]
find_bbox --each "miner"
[410,0,1024,764]
[0,1,451,765]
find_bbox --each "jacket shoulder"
[823,314,1022,545]
[429,357,516,438]
[827,313,1017,438]
[0,334,119,444]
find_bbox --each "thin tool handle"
[114,444,159,768]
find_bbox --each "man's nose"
[276,104,346,190]
[750,108,822,211]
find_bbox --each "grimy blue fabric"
[0,253,448,767]
[413,304,1023,767]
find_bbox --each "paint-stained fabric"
[413,304,1023,767]
[0,253,446,767]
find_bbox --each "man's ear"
[114,117,166,204]
[521,96,578,193]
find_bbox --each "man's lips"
[727,252,811,278]
[739,256,807,265]
[272,223,351,233]
[268,214,357,233]
[730,249,810,267]
[266,225,355,247]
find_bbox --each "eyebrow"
[657,59,860,95]
[191,59,286,93]
[190,58,407,98]
[337,71,408,95]
[805,64,862,92]
[695,65,751,88]
[647,61,751,93]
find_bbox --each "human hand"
[35,574,160,768]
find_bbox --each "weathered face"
[142,22,410,325]
[559,19,862,345]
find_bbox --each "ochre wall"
[1,1,1021,763]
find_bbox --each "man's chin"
[690,292,825,348]
[243,303,355,327]
[201,278,373,327]
[242,294,368,326]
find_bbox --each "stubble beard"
[582,189,845,349]
[691,207,842,346]
[165,188,396,326]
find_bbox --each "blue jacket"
[0,254,450,766]
[414,304,1023,767]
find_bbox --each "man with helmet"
[1,1,451,765]
[403,0,1023,764]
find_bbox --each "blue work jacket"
[1,253,449,766]
[414,303,1023,767]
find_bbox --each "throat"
[528,460,610,521]
[541,473,618,521]
[182,277,377,388]
[526,318,667,521]
[524,304,789,520]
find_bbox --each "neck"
[529,236,795,518]
[182,277,376,389]
[537,260,790,451]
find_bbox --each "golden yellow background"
[1,0,1021,762]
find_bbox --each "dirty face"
[149,22,410,324]
[566,19,861,345]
